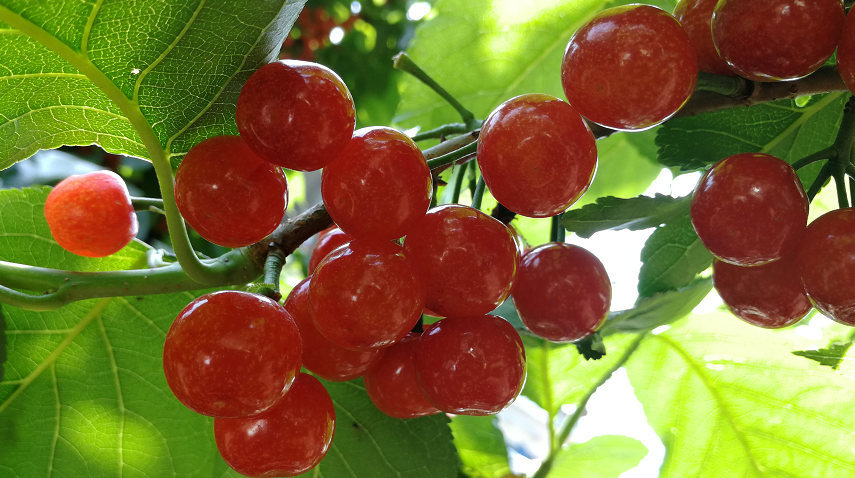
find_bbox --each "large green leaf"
[637,215,713,299]
[602,277,712,335]
[626,313,855,478]
[562,194,691,239]
[548,435,647,478]
[0,0,306,169]
[450,415,512,478]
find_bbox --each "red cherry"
[363,333,439,419]
[322,127,432,241]
[513,243,610,342]
[712,0,844,82]
[44,170,138,257]
[415,316,526,415]
[236,60,355,171]
[174,136,288,248]
[477,94,598,218]
[284,277,381,381]
[308,227,353,273]
[673,0,735,76]
[561,5,697,131]
[837,10,855,94]
[798,208,855,325]
[309,240,425,351]
[163,291,302,418]
[215,373,335,477]
[403,204,519,317]
[690,153,808,266]
[713,257,811,328]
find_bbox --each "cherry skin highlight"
[44,170,138,257]
[363,333,439,419]
[673,0,735,76]
[513,243,611,342]
[477,94,598,218]
[713,257,811,329]
[214,373,335,478]
[690,153,808,266]
[403,204,519,317]
[236,60,356,171]
[163,291,302,418]
[308,227,353,273]
[284,277,381,381]
[561,4,697,131]
[309,240,425,351]
[415,315,526,415]
[712,0,844,81]
[174,135,288,248]
[322,127,432,241]
[798,208,855,326]
[836,10,855,95]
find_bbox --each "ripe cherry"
[308,227,353,273]
[561,4,697,131]
[236,60,356,171]
[690,153,808,266]
[415,316,526,415]
[713,257,811,329]
[284,277,381,381]
[513,243,610,342]
[363,333,439,419]
[310,240,425,351]
[403,204,519,317]
[44,170,138,257]
[322,127,432,241]
[477,94,598,218]
[798,208,855,326]
[712,0,844,81]
[163,291,302,418]
[836,10,855,94]
[215,373,335,477]
[673,0,735,76]
[174,136,288,248]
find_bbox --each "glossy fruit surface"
[174,135,288,248]
[713,257,810,328]
[837,10,855,94]
[236,60,356,171]
[363,333,439,419]
[513,243,610,342]
[284,277,380,381]
[673,0,735,76]
[477,94,598,218]
[561,4,697,131]
[310,240,425,350]
[44,170,138,257]
[415,316,525,415]
[322,127,432,241]
[163,291,302,418]
[712,0,844,81]
[798,208,855,325]
[691,153,808,266]
[215,373,335,477]
[403,205,519,317]
[308,227,353,273]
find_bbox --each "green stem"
[450,163,468,204]
[131,196,164,212]
[694,72,750,97]
[412,123,470,142]
[425,141,478,170]
[791,148,834,171]
[532,335,646,478]
[835,171,850,208]
[471,176,486,211]
[393,52,479,129]
[550,214,565,243]
[806,162,833,202]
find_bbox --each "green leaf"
[626,312,855,478]
[0,0,306,170]
[0,305,6,382]
[548,435,647,478]
[450,415,512,478]
[573,332,606,361]
[792,333,855,371]
[638,215,713,299]
[562,194,691,239]
[602,277,713,335]
[656,93,847,187]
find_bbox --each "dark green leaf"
[792,336,855,371]
[548,435,647,478]
[574,332,605,361]
[602,277,713,335]
[450,415,511,478]
[638,216,713,298]
[562,194,691,239]
[0,305,5,383]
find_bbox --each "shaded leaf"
[792,334,855,371]
[562,194,691,239]
[548,435,647,478]
[573,332,605,361]
[450,415,512,478]
[638,215,713,299]
[602,277,713,335]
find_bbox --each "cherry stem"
[393,52,480,130]
[130,196,164,213]
[450,163,468,204]
[257,248,286,301]
[471,176,486,210]
[694,72,750,98]
[834,171,850,209]
[550,214,565,243]
[806,162,832,202]
[532,334,645,478]
[411,123,470,142]
[426,141,478,170]
[791,147,835,171]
